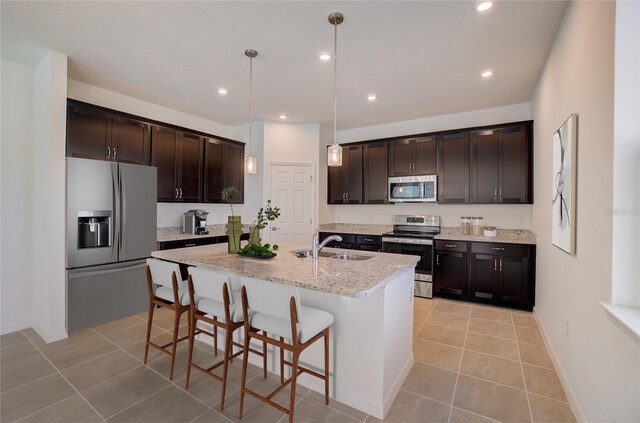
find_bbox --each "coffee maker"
[183,209,209,235]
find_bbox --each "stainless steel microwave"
[388,175,437,203]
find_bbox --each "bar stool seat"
[194,297,244,323]
[250,306,333,343]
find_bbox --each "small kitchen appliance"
[388,175,437,203]
[183,209,209,235]
[382,215,440,298]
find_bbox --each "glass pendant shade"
[245,155,257,174]
[327,144,343,166]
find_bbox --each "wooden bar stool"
[144,258,193,380]
[185,267,267,410]
[238,278,333,423]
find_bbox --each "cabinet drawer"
[471,242,529,257]
[356,235,382,245]
[320,232,355,244]
[435,240,468,252]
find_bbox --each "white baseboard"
[0,321,31,335]
[382,352,414,419]
[533,310,587,423]
[32,325,68,343]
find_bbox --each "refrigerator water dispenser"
[78,211,111,249]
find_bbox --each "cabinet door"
[66,105,111,160]
[470,254,499,301]
[499,126,530,204]
[345,145,363,204]
[389,139,414,176]
[363,142,388,204]
[470,129,499,203]
[414,137,437,175]
[177,131,203,203]
[434,251,467,297]
[223,142,244,204]
[438,132,469,203]
[203,138,224,203]
[327,164,344,204]
[151,126,179,202]
[111,117,150,165]
[499,255,529,306]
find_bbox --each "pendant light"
[327,12,344,167]
[244,48,257,174]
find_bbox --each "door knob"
[272,226,279,231]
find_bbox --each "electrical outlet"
[565,321,570,339]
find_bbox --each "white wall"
[31,51,68,342]
[531,1,639,421]
[322,103,534,228]
[1,58,35,334]
[611,0,640,307]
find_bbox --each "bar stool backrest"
[146,258,185,291]
[187,267,233,304]
[241,277,303,322]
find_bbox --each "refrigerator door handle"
[119,168,125,257]
[111,164,120,260]
[67,261,146,278]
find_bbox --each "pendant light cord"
[249,55,253,155]
[333,19,338,145]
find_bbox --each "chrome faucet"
[312,230,342,259]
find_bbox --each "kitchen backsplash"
[157,202,253,228]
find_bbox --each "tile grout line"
[422,318,547,348]
[446,298,472,423]
[1,371,58,396]
[451,405,503,423]
[19,335,108,423]
[105,384,174,421]
[412,298,438,341]
[399,387,453,409]
[13,390,80,423]
[512,310,536,423]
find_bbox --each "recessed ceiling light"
[218,88,228,95]
[476,2,493,12]
[367,94,377,101]
[319,53,331,61]
[279,114,288,119]
[481,70,493,78]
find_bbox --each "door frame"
[266,161,317,245]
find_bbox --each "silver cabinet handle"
[445,244,457,248]
[175,188,179,199]
[436,254,439,266]
[342,193,346,202]
[185,243,196,247]
[409,162,412,171]
[491,247,505,251]
[494,259,497,271]
[107,146,111,159]
[500,258,503,271]
[346,192,349,202]
[494,188,497,200]
[499,188,502,200]
[113,147,117,159]
[179,188,183,199]
[364,237,374,242]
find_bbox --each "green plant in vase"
[222,186,242,253]
[248,199,281,246]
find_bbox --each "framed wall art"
[552,113,578,254]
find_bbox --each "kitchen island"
[152,243,419,419]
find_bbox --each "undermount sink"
[291,249,373,261]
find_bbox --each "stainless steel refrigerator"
[66,157,157,332]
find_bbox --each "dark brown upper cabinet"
[66,102,150,165]
[363,142,388,204]
[437,132,470,203]
[471,125,531,204]
[389,137,436,177]
[151,126,203,203]
[327,145,363,204]
[203,138,245,204]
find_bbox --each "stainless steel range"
[382,215,440,298]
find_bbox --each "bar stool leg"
[238,331,251,419]
[185,308,196,389]
[289,352,299,423]
[220,328,232,410]
[262,331,268,379]
[324,328,330,405]
[213,317,218,357]
[279,337,285,384]
[169,307,181,380]
[143,303,155,364]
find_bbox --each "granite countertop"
[151,243,419,298]
[435,227,537,245]
[157,224,250,242]
[317,223,392,236]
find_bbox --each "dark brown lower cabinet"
[435,240,535,310]
[434,243,468,298]
[318,232,381,252]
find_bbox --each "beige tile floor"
[0,298,576,423]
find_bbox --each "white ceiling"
[1,1,568,130]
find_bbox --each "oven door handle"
[382,237,433,246]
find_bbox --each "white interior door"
[269,164,314,249]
